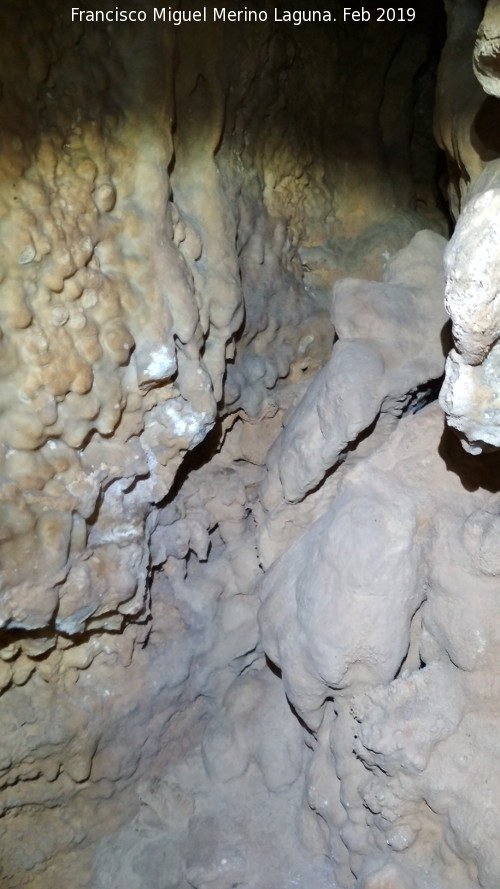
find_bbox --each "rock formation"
[0,1,499,888]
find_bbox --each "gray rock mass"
[0,1,499,887]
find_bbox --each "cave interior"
[1,1,500,888]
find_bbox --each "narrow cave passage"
[1,2,500,888]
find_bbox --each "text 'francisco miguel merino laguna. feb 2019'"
[70,7,417,25]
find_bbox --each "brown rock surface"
[2,2,500,889]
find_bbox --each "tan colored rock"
[0,4,476,889]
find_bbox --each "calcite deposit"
[1,1,500,888]
[259,402,500,888]
[438,2,500,452]
[439,158,500,452]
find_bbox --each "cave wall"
[0,0,444,686]
[1,1,499,888]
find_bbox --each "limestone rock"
[1,4,497,889]
[440,161,500,450]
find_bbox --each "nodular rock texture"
[1,1,500,888]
